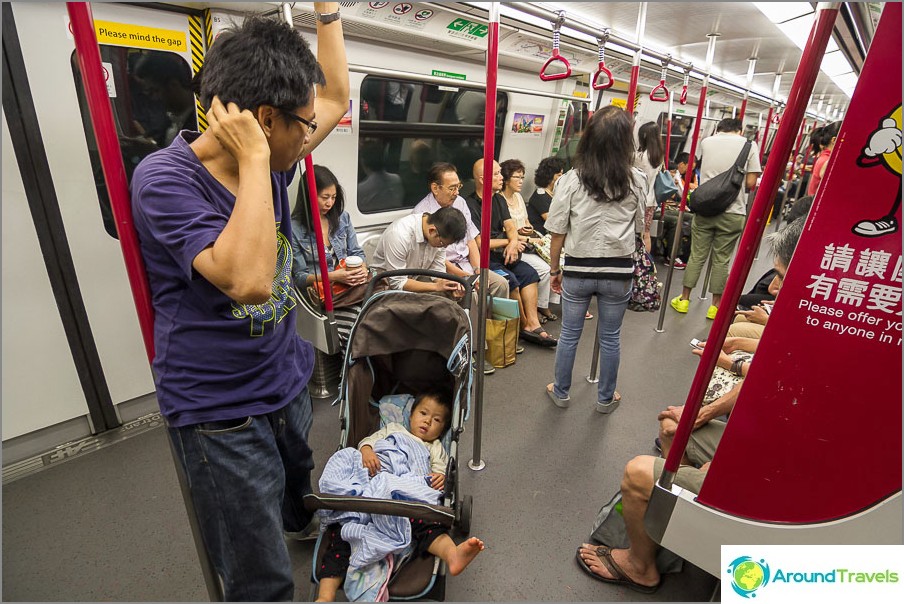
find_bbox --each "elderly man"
[466,159,556,347]
[413,162,512,373]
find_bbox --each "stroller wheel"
[455,495,473,536]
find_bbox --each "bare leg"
[315,577,343,602]
[681,286,692,301]
[519,283,544,332]
[712,293,723,308]
[578,456,661,588]
[427,535,485,576]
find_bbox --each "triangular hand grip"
[539,52,572,81]
[649,80,670,102]
[680,85,689,105]
[592,64,614,90]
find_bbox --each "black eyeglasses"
[283,110,318,135]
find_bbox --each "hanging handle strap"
[680,65,691,105]
[592,29,614,90]
[539,11,572,81]
[649,56,670,102]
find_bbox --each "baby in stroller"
[315,391,485,602]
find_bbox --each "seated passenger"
[466,159,557,347]
[527,156,566,235]
[573,218,807,592]
[291,165,367,351]
[370,206,468,295]
[500,158,555,323]
[728,216,806,339]
[315,391,485,602]
[358,139,404,212]
[412,162,509,300]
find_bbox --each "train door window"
[555,101,589,171]
[658,112,694,164]
[71,48,197,238]
[358,76,507,213]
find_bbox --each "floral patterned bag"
[628,236,662,312]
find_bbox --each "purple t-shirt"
[131,132,313,427]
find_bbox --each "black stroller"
[305,270,476,601]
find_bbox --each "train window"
[658,112,694,164]
[357,76,507,213]
[555,101,589,171]
[71,48,197,238]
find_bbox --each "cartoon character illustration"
[852,105,902,237]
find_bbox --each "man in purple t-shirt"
[130,7,348,600]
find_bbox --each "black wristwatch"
[315,11,341,24]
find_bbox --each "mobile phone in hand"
[690,338,704,349]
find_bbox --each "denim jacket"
[290,211,365,289]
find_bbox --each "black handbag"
[687,141,752,217]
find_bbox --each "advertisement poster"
[334,100,353,134]
[511,113,544,136]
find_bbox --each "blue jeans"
[168,388,315,601]
[553,277,631,403]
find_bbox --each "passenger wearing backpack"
[670,118,761,319]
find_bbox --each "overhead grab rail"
[649,55,671,102]
[679,65,691,105]
[538,10,571,81]
[501,2,814,113]
[592,29,614,90]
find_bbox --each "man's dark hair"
[717,118,743,133]
[426,206,467,243]
[534,157,566,188]
[784,195,814,224]
[428,162,458,186]
[675,152,690,165]
[413,390,453,425]
[194,16,325,115]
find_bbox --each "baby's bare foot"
[447,537,485,576]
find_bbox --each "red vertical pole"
[659,2,841,484]
[738,97,748,122]
[626,2,647,115]
[470,2,499,471]
[759,105,774,162]
[302,156,334,313]
[67,2,155,363]
[799,119,818,185]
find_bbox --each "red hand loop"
[539,51,572,81]
[680,85,689,105]
[592,63,614,90]
[649,80,669,102]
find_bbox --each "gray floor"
[2,241,778,602]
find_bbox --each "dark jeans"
[660,209,692,262]
[168,388,315,601]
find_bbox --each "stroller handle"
[365,269,476,309]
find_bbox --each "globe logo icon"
[727,556,771,598]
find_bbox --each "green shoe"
[706,305,718,320]
[670,296,689,313]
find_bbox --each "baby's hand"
[428,473,445,491]
[361,446,381,476]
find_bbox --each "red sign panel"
[698,3,902,523]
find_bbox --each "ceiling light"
[753,2,813,23]
[820,51,854,77]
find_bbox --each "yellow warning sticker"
[94,20,187,52]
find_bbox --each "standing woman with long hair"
[634,121,665,252]
[806,121,841,196]
[544,106,646,413]
[291,164,367,351]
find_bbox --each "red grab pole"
[759,105,774,162]
[625,2,647,115]
[470,2,500,471]
[659,2,841,486]
[67,2,155,363]
[302,155,335,313]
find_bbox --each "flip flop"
[520,327,557,347]
[540,311,558,321]
[575,546,660,594]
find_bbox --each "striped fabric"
[563,255,634,280]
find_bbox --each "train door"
[2,4,195,450]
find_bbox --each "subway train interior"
[2,1,901,601]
